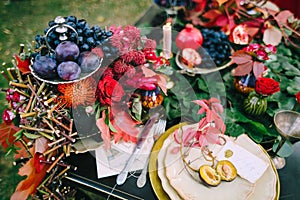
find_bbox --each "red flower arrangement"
[94,25,169,148]
[255,77,280,96]
[243,77,280,115]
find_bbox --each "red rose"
[255,77,280,96]
[296,91,300,103]
[96,76,124,106]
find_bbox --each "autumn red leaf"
[201,9,223,27]
[214,14,229,28]
[14,54,31,74]
[0,122,19,149]
[263,26,282,46]
[11,137,49,200]
[232,61,253,76]
[231,50,252,64]
[140,64,168,95]
[193,0,207,12]
[11,156,48,200]
[275,10,294,24]
[216,0,229,6]
[252,61,265,78]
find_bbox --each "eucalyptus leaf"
[23,132,41,140]
[13,129,24,141]
[131,99,142,121]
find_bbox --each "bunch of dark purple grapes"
[201,28,232,67]
[34,15,112,52]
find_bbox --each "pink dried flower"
[5,88,15,102]
[142,38,157,51]
[2,109,16,124]
[120,50,146,65]
[110,25,141,54]
[121,51,135,63]
[113,60,129,74]
[123,64,136,78]
[132,51,146,65]
[109,25,123,34]
[256,49,269,60]
[102,68,115,78]
[243,43,262,52]
[265,44,277,54]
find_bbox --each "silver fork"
[136,118,167,188]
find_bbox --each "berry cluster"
[34,15,112,52]
[201,28,232,67]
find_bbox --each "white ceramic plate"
[164,135,255,200]
[150,124,279,200]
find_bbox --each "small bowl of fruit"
[30,16,112,84]
[175,28,233,75]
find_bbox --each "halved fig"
[199,165,221,187]
[216,160,237,182]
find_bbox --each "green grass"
[0,0,152,199]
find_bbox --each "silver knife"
[116,112,160,185]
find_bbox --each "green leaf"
[131,97,142,121]
[13,129,24,141]
[108,121,117,133]
[286,77,300,94]
[23,132,40,140]
[225,107,251,123]
[225,123,245,137]
[196,77,208,92]
[249,121,272,136]
[247,130,264,143]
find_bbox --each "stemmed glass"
[272,110,300,169]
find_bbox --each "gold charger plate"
[149,123,280,200]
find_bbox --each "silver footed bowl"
[274,110,300,143]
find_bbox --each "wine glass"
[272,110,300,169]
